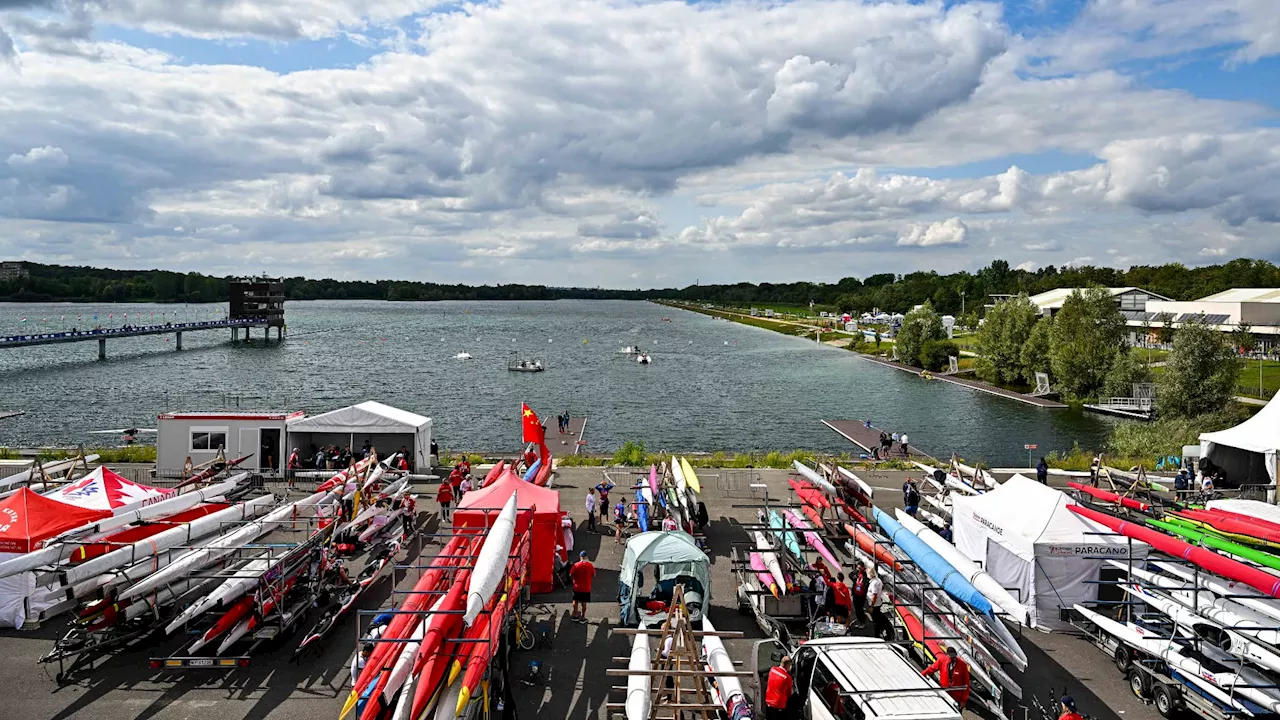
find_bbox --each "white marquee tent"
[287,401,431,470]
[1200,393,1280,488]
[952,475,1147,631]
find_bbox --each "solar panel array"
[1121,311,1232,325]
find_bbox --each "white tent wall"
[953,475,1146,631]
[286,401,432,470]
[1200,392,1280,487]
[0,553,54,628]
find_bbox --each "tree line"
[1,257,1278,309]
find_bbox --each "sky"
[0,0,1278,289]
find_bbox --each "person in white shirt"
[900,434,910,457]
[662,513,678,532]
[866,566,886,636]
[585,489,599,532]
[459,476,472,497]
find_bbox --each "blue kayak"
[635,489,650,532]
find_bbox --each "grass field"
[1238,359,1280,398]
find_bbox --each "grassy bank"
[0,446,158,463]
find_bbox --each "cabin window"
[191,428,228,451]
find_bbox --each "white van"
[753,637,961,720]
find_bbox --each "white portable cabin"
[156,411,302,476]
[286,401,431,471]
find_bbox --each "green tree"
[1154,313,1176,345]
[896,302,944,368]
[1103,348,1153,398]
[1048,287,1126,400]
[975,294,1040,384]
[921,339,960,372]
[1157,320,1243,418]
[1232,322,1256,355]
[1021,316,1053,382]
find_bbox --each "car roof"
[811,640,961,720]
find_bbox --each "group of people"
[810,558,884,633]
[900,478,952,539]
[862,421,910,459]
[435,459,473,521]
[555,411,573,434]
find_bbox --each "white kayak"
[626,623,651,720]
[165,555,272,634]
[0,454,101,490]
[752,531,787,593]
[700,616,743,707]
[836,466,874,501]
[954,460,997,490]
[792,460,839,498]
[672,458,687,495]
[464,492,518,626]
[1155,561,1280,624]
[1075,604,1274,714]
[1120,578,1280,675]
[896,510,1028,627]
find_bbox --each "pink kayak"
[784,509,841,569]
[748,553,779,598]
[648,464,658,496]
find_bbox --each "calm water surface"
[0,300,1112,464]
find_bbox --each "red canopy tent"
[0,488,113,554]
[454,470,563,593]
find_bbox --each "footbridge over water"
[0,318,274,359]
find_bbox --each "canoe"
[1154,561,1280,624]
[836,466,873,505]
[749,553,779,598]
[680,457,701,494]
[892,601,945,662]
[1207,499,1280,527]
[464,493,518,625]
[1174,508,1280,547]
[792,461,839,498]
[648,465,658,496]
[801,504,827,531]
[751,531,786,592]
[626,623,651,720]
[783,509,840,569]
[701,617,744,708]
[1068,504,1280,598]
[1068,482,1150,512]
[874,507,993,615]
[1149,517,1280,573]
[787,478,830,509]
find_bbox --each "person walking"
[449,464,464,495]
[436,480,454,522]
[764,656,794,720]
[458,474,472,498]
[903,479,920,517]
[586,484,599,530]
[1036,457,1049,484]
[1089,455,1101,487]
[922,646,971,709]
[613,500,628,544]
[900,433,910,457]
[569,551,595,623]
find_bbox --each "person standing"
[922,646,971,709]
[286,449,299,490]
[764,656,794,720]
[661,512,678,532]
[449,464,464,496]
[436,480,454,522]
[569,551,595,623]
[866,568,888,638]
[900,433,910,457]
[903,479,920,517]
[1089,455,1101,487]
[1036,457,1049,484]
[585,488,598,532]
[851,564,868,628]
[940,523,953,543]
[458,475,472,498]
[1058,696,1084,720]
[613,500,628,545]
[832,572,852,624]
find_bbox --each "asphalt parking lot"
[0,467,1158,720]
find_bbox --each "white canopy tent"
[287,401,431,470]
[1200,393,1280,488]
[952,475,1147,631]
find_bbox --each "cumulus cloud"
[0,0,1276,285]
[897,218,969,247]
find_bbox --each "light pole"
[960,291,966,325]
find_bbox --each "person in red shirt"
[436,481,454,522]
[922,646,970,709]
[831,572,852,624]
[1058,696,1084,720]
[765,655,794,720]
[449,465,464,492]
[569,551,596,624]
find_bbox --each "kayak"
[1149,517,1280,573]
[801,504,827,531]
[464,493,518,625]
[835,466,873,505]
[768,510,803,560]
[626,622,651,720]
[844,523,900,572]
[874,507,993,615]
[892,600,945,662]
[1174,508,1280,548]
[751,532,786,592]
[648,465,658,496]
[700,617,745,709]
[749,553,780,598]
[783,509,840,569]
[787,478,830,509]
[1207,499,1280,527]
[1068,482,1150,512]
[792,461,839,498]
[1068,504,1280,598]
[680,457,701,494]
[482,461,506,488]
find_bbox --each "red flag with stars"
[521,403,543,444]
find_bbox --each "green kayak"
[1148,517,1280,571]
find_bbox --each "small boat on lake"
[508,358,545,372]
[636,353,652,365]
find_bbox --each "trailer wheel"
[1114,645,1132,672]
[1128,668,1151,699]
[1153,685,1176,717]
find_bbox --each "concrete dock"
[822,419,938,462]
[0,467,1159,720]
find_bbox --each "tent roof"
[45,466,169,511]
[953,474,1115,546]
[0,488,113,554]
[457,470,560,514]
[620,531,708,582]
[1201,393,1280,455]
[287,401,430,434]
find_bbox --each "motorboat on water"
[618,346,640,354]
[454,352,472,360]
[636,352,652,365]
[508,358,545,372]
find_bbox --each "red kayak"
[801,505,827,531]
[1174,508,1280,545]
[532,460,553,486]
[836,499,867,525]
[401,579,472,720]
[845,523,900,571]
[1068,482,1150,512]
[482,461,506,488]
[1069,504,1280,597]
[893,600,943,662]
[788,479,830,509]
[1199,507,1280,534]
[456,595,511,714]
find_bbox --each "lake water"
[0,300,1112,464]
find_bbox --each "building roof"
[286,401,429,433]
[159,411,304,421]
[1197,288,1280,303]
[1027,286,1170,310]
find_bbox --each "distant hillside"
[1,258,1277,316]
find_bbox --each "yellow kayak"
[679,457,701,494]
